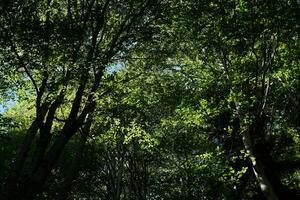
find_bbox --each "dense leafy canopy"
[0,0,299,199]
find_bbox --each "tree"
[183,0,300,198]
[0,0,165,199]
[0,0,299,199]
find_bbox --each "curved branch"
[8,38,39,95]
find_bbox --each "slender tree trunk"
[114,138,124,200]
[115,157,124,200]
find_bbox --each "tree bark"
[11,79,87,199]
[235,102,279,200]
[242,129,279,200]
[59,115,93,200]
[30,92,64,174]
[22,133,73,199]
[4,105,48,200]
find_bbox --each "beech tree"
[184,0,300,199]
[0,0,164,199]
[0,0,299,199]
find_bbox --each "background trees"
[0,0,299,199]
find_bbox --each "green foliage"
[0,0,299,199]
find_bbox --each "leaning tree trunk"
[4,105,48,200]
[18,81,90,199]
[21,121,85,200]
[235,102,279,200]
[242,127,279,200]
[18,70,100,199]
[59,114,93,200]
[31,92,64,174]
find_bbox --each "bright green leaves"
[0,0,299,199]
[124,121,159,153]
[2,98,35,130]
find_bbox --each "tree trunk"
[235,102,279,200]
[15,80,88,199]
[21,128,77,200]
[31,93,64,174]
[4,106,48,200]
[59,115,92,200]
[242,129,279,200]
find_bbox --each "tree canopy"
[0,0,299,199]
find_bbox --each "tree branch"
[8,38,39,95]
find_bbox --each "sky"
[0,63,124,114]
[0,100,15,114]
[107,62,123,74]
[0,104,4,113]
